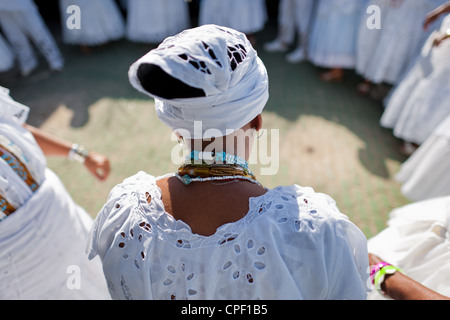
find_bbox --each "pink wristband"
[370,262,391,284]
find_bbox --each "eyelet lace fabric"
[176,41,247,73]
[88,172,369,300]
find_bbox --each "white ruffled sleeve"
[0,87,29,124]
[327,218,370,299]
[311,191,370,299]
[285,186,370,299]
[87,171,155,260]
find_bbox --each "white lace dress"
[380,13,450,145]
[88,171,369,300]
[308,0,365,69]
[357,0,445,85]
[199,0,267,34]
[125,0,190,44]
[59,0,125,46]
[368,196,450,300]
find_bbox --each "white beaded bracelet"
[68,143,89,163]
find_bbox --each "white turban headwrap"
[128,24,269,139]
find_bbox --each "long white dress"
[0,33,14,73]
[199,0,267,34]
[380,13,450,145]
[59,0,125,46]
[367,196,450,300]
[356,0,390,76]
[357,0,446,85]
[308,0,366,69]
[88,171,369,300]
[0,87,110,299]
[126,0,190,44]
[0,0,64,76]
[394,115,450,202]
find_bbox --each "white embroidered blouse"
[88,171,369,300]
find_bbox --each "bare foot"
[320,68,344,82]
[357,81,372,95]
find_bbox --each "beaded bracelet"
[68,143,89,163]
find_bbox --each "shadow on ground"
[0,38,155,128]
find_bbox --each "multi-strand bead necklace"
[176,151,262,187]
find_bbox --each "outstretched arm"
[24,124,110,181]
[424,1,450,31]
[369,254,450,300]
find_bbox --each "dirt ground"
[0,21,410,238]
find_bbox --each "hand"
[369,253,385,266]
[84,151,111,181]
[433,33,450,46]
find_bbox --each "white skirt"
[59,0,125,46]
[199,0,267,34]
[308,0,364,69]
[272,0,316,45]
[126,0,190,44]
[395,115,450,202]
[0,33,14,72]
[380,14,450,144]
[358,0,440,85]
[0,169,110,299]
[0,1,64,75]
[367,196,450,300]
[356,0,390,76]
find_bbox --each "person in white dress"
[264,0,316,63]
[0,87,111,299]
[367,196,450,300]
[87,25,369,300]
[125,0,190,44]
[356,0,446,94]
[308,0,366,81]
[394,115,450,202]
[59,0,125,48]
[380,5,450,148]
[0,0,64,76]
[0,33,14,73]
[199,0,267,45]
[355,0,390,94]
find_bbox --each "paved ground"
[0,20,410,238]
